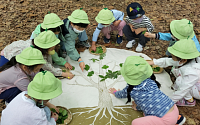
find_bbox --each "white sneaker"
[136,43,143,52]
[126,40,136,48]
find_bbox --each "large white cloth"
[50,48,173,108]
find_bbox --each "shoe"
[77,40,91,48]
[104,36,110,43]
[136,43,143,52]
[176,98,196,106]
[116,34,123,44]
[176,114,186,125]
[126,39,136,48]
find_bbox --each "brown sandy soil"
[0,0,200,124]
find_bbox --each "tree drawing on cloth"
[50,49,149,125]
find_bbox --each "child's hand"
[64,62,73,70]
[128,24,135,32]
[62,72,74,79]
[91,44,96,51]
[135,28,146,35]
[79,61,85,72]
[144,32,156,38]
[51,112,58,121]
[132,101,137,110]
[146,60,154,65]
[108,88,120,95]
[45,102,60,113]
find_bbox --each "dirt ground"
[0,0,200,124]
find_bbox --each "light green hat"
[120,56,153,85]
[34,30,60,49]
[41,13,64,29]
[68,8,90,24]
[95,8,115,24]
[170,19,195,39]
[168,39,200,59]
[16,47,46,66]
[28,71,62,100]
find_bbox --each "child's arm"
[109,85,129,98]
[169,68,199,102]
[45,102,59,113]
[153,58,176,68]
[112,10,124,27]
[91,24,104,51]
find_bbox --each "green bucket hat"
[95,8,115,24]
[28,71,62,100]
[34,30,60,49]
[68,8,90,24]
[120,56,153,85]
[16,47,46,66]
[170,19,195,39]
[41,13,64,29]
[168,39,200,59]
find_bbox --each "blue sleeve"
[114,85,128,98]
[192,35,200,52]
[158,32,173,41]
[112,9,124,21]
[92,23,104,42]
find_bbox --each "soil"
[0,0,200,124]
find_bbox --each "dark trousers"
[123,25,150,46]
[0,87,22,103]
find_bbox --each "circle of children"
[0,2,199,125]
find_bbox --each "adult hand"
[51,112,58,121]
[64,62,73,70]
[144,32,156,38]
[132,101,137,110]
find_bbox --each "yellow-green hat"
[28,71,62,100]
[170,19,195,39]
[34,30,60,49]
[95,8,115,24]
[68,8,90,24]
[16,47,46,66]
[41,13,64,29]
[168,39,200,59]
[120,56,153,85]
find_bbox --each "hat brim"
[128,10,145,19]
[41,21,64,29]
[168,46,200,59]
[120,63,153,85]
[68,16,90,24]
[95,16,115,24]
[170,20,195,39]
[16,55,46,66]
[35,38,60,49]
[28,78,62,100]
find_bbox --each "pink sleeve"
[14,77,30,91]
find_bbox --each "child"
[109,56,180,125]
[0,31,74,79]
[1,71,62,125]
[144,19,200,56]
[123,2,154,52]
[147,39,200,106]
[91,8,126,51]
[0,47,45,103]
[58,8,90,71]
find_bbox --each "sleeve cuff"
[155,33,160,39]
[77,57,81,61]
[62,61,67,66]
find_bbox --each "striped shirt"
[125,15,154,32]
[115,78,174,118]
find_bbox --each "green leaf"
[84,64,90,71]
[150,19,154,21]
[72,66,75,70]
[102,65,109,69]
[99,75,105,78]
[100,78,106,82]
[62,69,66,72]
[115,43,119,46]
[62,109,67,116]
[50,108,56,113]
[117,71,121,75]
[91,50,95,53]
[142,30,146,34]
[108,70,112,73]
[119,63,123,67]
[87,71,94,77]
[90,58,99,62]
[59,108,63,113]
[99,53,106,60]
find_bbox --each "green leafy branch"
[51,108,68,124]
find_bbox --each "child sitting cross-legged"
[109,56,182,125]
[1,71,63,125]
